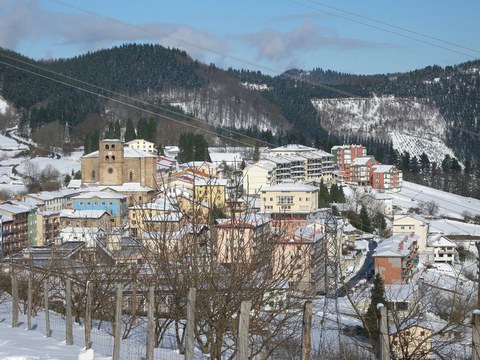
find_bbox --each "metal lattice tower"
[314,209,343,353]
[64,122,70,144]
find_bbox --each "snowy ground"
[391,181,480,219]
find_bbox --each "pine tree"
[125,118,136,142]
[318,179,330,208]
[360,205,372,233]
[363,274,386,349]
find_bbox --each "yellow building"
[260,183,318,218]
[128,197,177,238]
[390,324,431,359]
[81,139,158,190]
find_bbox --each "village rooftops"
[0,203,30,214]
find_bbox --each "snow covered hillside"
[312,95,456,163]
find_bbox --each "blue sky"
[1,0,479,75]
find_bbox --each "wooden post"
[377,303,389,360]
[85,281,93,350]
[146,286,155,360]
[44,278,50,337]
[238,300,252,360]
[301,300,313,360]
[185,288,196,360]
[11,274,19,328]
[473,310,480,360]
[113,283,123,360]
[65,279,73,345]
[27,271,32,330]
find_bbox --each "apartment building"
[260,183,318,219]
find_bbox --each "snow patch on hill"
[390,132,457,165]
[312,95,454,161]
[0,96,9,114]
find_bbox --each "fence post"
[44,278,50,337]
[11,274,19,328]
[113,283,123,360]
[146,286,155,360]
[27,270,32,330]
[473,310,480,360]
[377,303,389,360]
[238,300,252,360]
[85,281,93,350]
[65,278,73,345]
[301,300,313,360]
[185,288,196,360]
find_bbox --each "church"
[81,139,158,205]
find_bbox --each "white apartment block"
[243,145,334,196]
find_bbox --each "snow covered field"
[392,181,480,219]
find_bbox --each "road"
[345,239,377,289]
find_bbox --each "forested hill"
[1,44,480,168]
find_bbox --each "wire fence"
[0,263,189,360]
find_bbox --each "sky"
[0,0,479,75]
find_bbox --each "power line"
[285,0,479,60]
[300,0,480,56]
[0,54,274,148]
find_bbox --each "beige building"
[125,139,156,154]
[128,197,177,238]
[215,214,270,266]
[392,214,429,261]
[260,183,318,218]
[81,139,158,190]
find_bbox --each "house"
[331,144,367,184]
[260,183,318,219]
[81,139,158,190]
[98,182,156,207]
[60,209,114,230]
[390,323,432,359]
[193,178,228,209]
[71,191,127,226]
[427,233,457,265]
[215,213,270,266]
[35,210,60,246]
[371,164,403,191]
[128,197,177,238]
[393,214,430,262]
[273,224,324,292]
[349,156,377,186]
[60,227,104,248]
[0,203,29,255]
[373,233,419,284]
[125,139,156,154]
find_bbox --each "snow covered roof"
[0,203,30,214]
[60,209,111,219]
[261,183,318,192]
[372,164,394,173]
[208,152,243,164]
[72,191,127,200]
[195,178,228,187]
[427,233,457,248]
[351,156,374,166]
[269,144,317,153]
[99,182,155,192]
[374,233,418,257]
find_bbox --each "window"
[111,144,115,149]
[91,170,95,179]
[108,167,114,174]
[106,156,109,161]
[277,196,294,204]
[129,171,133,181]
[112,155,116,161]
[105,144,109,149]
